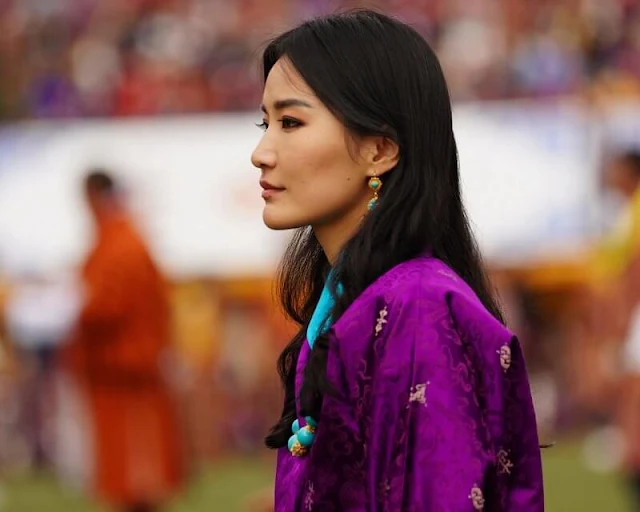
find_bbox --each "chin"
[262,209,305,231]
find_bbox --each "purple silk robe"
[274,256,544,511]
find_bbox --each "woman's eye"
[281,117,302,129]
[255,121,269,131]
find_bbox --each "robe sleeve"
[336,289,544,511]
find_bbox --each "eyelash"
[256,117,302,131]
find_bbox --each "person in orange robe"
[63,170,184,512]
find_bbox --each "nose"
[251,135,276,171]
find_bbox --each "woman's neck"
[313,207,365,265]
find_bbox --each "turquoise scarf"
[288,270,342,457]
[306,271,342,349]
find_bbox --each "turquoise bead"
[288,434,298,452]
[368,198,377,210]
[292,419,300,433]
[304,416,317,428]
[296,426,315,447]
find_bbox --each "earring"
[368,175,382,211]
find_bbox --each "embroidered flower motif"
[377,479,391,501]
[497,449,514,475]
[304,482,315,511]
[408,382,429,407]
[437,268,457,280]
[468,484,485,510]
[497,344,511,371]
[375,306,388,336]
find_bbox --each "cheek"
[294,171,366,225]
[287,138,360,195]
[294,163,361,208]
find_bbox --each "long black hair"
[262,10,504,449]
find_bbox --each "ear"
[362,136,399,178]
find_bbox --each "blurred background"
[0,0,639,510]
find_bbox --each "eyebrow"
[260,98,313,113]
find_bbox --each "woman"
[251,10,544,511]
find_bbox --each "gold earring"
[368,175,382,210]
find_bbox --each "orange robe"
[64,216,183,507]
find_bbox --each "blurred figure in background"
[597,151,640,296]
[61,170,184,512]
[565,150,640,507]
[566,151,640,420]
[4,269,80,470]
[601,152,640,509]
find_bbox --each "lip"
[261,188,284,199]
[260,179,285,199]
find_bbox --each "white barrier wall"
[0,114,286,277]
[0,101,631,278]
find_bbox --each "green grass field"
[0,441,634,511]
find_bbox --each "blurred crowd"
[0,0,639,120]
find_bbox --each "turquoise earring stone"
[368,176,381,211]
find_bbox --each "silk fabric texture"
[274,256,544,511]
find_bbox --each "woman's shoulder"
[334,255,509,344]
[377,255,476,301]
[344,255,484,314]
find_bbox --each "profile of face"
[251,59,396,231]
[604,157,640,199]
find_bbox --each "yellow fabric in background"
[591,188,640,284]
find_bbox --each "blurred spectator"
[61,170,184,512]
[563,151,640,421]
[606,152,640,508]
[0,0,639,119]
[4,270,80,470]
[589,151,640,294]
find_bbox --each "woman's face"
[251,59,373,231]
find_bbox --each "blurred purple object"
[28,75,82,118]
